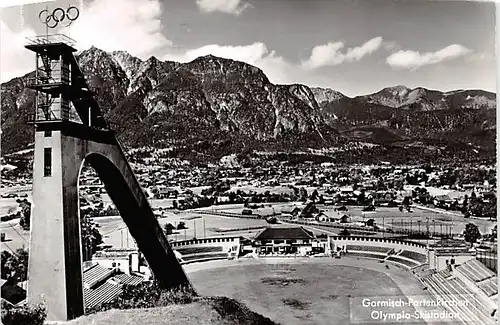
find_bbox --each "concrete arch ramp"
[27,126,191,321]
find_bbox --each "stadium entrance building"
[253,226,319,256]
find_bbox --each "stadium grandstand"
[73,227,497,324]
[328,235,497,325]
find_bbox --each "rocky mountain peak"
[365,85,413,107]
[110,51,142,80]
[310,87,348,105]
[0,47,496,162]
[384,85,411,93]
[182,55,270,87]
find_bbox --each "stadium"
[156,225,497,325]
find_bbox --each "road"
[413,204,463,217]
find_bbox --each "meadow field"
[212,203,496,236]
[0,184,495,252]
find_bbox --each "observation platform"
[25,33,110,131]
[25,34,78,53]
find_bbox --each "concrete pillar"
[28,126,191,321]
[28,130,84,321]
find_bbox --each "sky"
[0,0,496,96]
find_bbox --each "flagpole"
[45,5,48,40]
[383,217,385,238]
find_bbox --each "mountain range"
[1,47,496,163]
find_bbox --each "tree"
[366,219,375,227]
[417,188,430,204]
[299,187,308,202]
[483,197,497,221]
[339,228,350,236]
[177,222,186,230]
[357,190,367,205]
[200,187,214,196]
[89,281,195,314]
[1,248,28,283]
[228,192,238,203]
[464,223,481,245]
[164,223,175,235]
[81,217,103,261]
[1,251,14,280]
[462,195,469,213]
[18,200,31,231]
[402,196,412,206]
[468,200,484,218]
[214,181,230,194]
[1,303,47,325]
[310,189,319,202]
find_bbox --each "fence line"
[194,210,453,238]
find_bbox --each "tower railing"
[27,107,82,124]
[25,34,77,47]
[26,77,65,89]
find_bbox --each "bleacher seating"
[447,278,472,294]
[437,268,452,279]
[343,245,427,268]
[181,252,228,263]
[346,252,385,260]
[398,250,427,263]
[385,256,419,268]
[421,272,496,325]
[456,259,495,283]
[478,277,498,297]
[346,245,391,254]
[176,246,224,255]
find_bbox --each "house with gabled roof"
[82,262,145,312]
[253,226,316,256]
[281,206,301,218]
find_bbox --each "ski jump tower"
[25,8,191,322]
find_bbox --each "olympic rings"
[39,6,80,29]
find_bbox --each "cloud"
[68,0,171,58]
[386,44,472,70]
[301,37,383,69]
[465,52,494,63]
[0,21,36,82]
[165,42,270,64]
[196,0,252,15]
[1,0,172,82]
[382,41,400,52]
[162,41,352,94]
[0,0,55,8]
